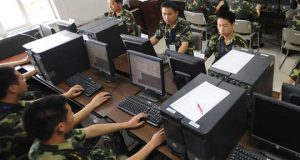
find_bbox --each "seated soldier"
[228,0,262,47]
[284,60,300,87]
[107,0,137,36]
[0,66,111,159]
[204,11,248,63]
[23,95,166,160]
[151,1,194,55]
[288,0,300,31]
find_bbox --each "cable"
[33,31,42,39]
[19,33,37,40]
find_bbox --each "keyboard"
[118,95,161,127]
[228,146,268,160]
[65,73,103,97]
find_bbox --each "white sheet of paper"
[170,81,230,122]
[169,44,176,51]
[212,50,254,74]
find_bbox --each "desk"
[56,68,180,160]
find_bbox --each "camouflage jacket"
[290,12,300,31]
[228,0,258,20]
[204,33,248,62]
[185,0,215,16]
[107,9,137,36]
[154,17,194,55]
[28,129,117,160]
[0,101,32,160]
[289,61,300,87]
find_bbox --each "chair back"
[282,28,300,45]
[184,10,206,25]
[234,19,252,34]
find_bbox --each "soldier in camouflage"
[284,60,300,87]
[204,11,248,63]
[151,1,194,55]
[107,0,137,36]
[228,0,262,47]
[289,1,300,31]
[24,95,166,160]
[0,66,111,160]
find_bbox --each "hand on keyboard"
[63,84,84,98]
[126,112,148,128]
[87,92,112,110]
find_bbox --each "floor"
[153,32,300,93]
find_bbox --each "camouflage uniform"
[28,129,119,160]
[290,12,300,31]
[107,9,137,36]
[204,33,248,62]
[154,17,194,55]
[0,101,32,160]
[289,61,300,87]
[228,0,261,45]
[185,0,216,27]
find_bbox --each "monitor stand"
[97,71,119,83]
[139,88,166,103]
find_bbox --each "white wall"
[51,0,109,26]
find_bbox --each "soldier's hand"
[63,85,84,98]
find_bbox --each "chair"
[184,10,210,41]
[279,28,300,69]
[233,19,258,50]
[191,32,202,53]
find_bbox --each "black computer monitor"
[85,39,116,82]
[127,49,165,102]
[40,24,56,37]
[120,34,157,57]
[166,49,206,89]
[281,83,300,106]
[251,92,300,158]
[56,20,77,33]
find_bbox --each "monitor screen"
[166,49,206,89]
[281,83,300,105]
[120,34,157,57]
[128,49,164,95]
[56,20,77,33]
[251,93,300,157]
[85,39,115,80]
[40,24,55,37]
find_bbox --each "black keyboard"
[65,73,103,97]
[118,95,161,127]
[228,146,268,160]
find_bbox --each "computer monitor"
[56,20,77,33]
[281,83,300,106]
[127,49,165,102]
[251,92,300,159]
[120,34,157,57]
[40,24,56,37]
[85,38,116,82]
[166,49,206,89]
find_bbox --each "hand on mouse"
[126,112,148,129]
[87,92,111,110]
[63,84,84,98]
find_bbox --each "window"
[0,0,56,34]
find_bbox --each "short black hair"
[23,95,68,141]
[217,11,236,24]
[0,67,18,100]
[161,1,179,12]
[115,0,123,4]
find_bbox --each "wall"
[51,0,109,26]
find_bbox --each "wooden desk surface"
[0,52,27,64]
[57,68,180,160]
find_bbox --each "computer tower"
[23,31,89,84]
[160,73,222,158]
[78,17,128,59]
[77,16,111,35]
[181,81,247,160]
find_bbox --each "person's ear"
[56,122,67,133]
[8,84,18,94]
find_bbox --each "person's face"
[161,7,178,25]
[108,0,121,12]
[217,18,234,37]
[14,71,27,98]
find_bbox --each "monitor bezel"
[127,49,165,96]
[251,92,300,157]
